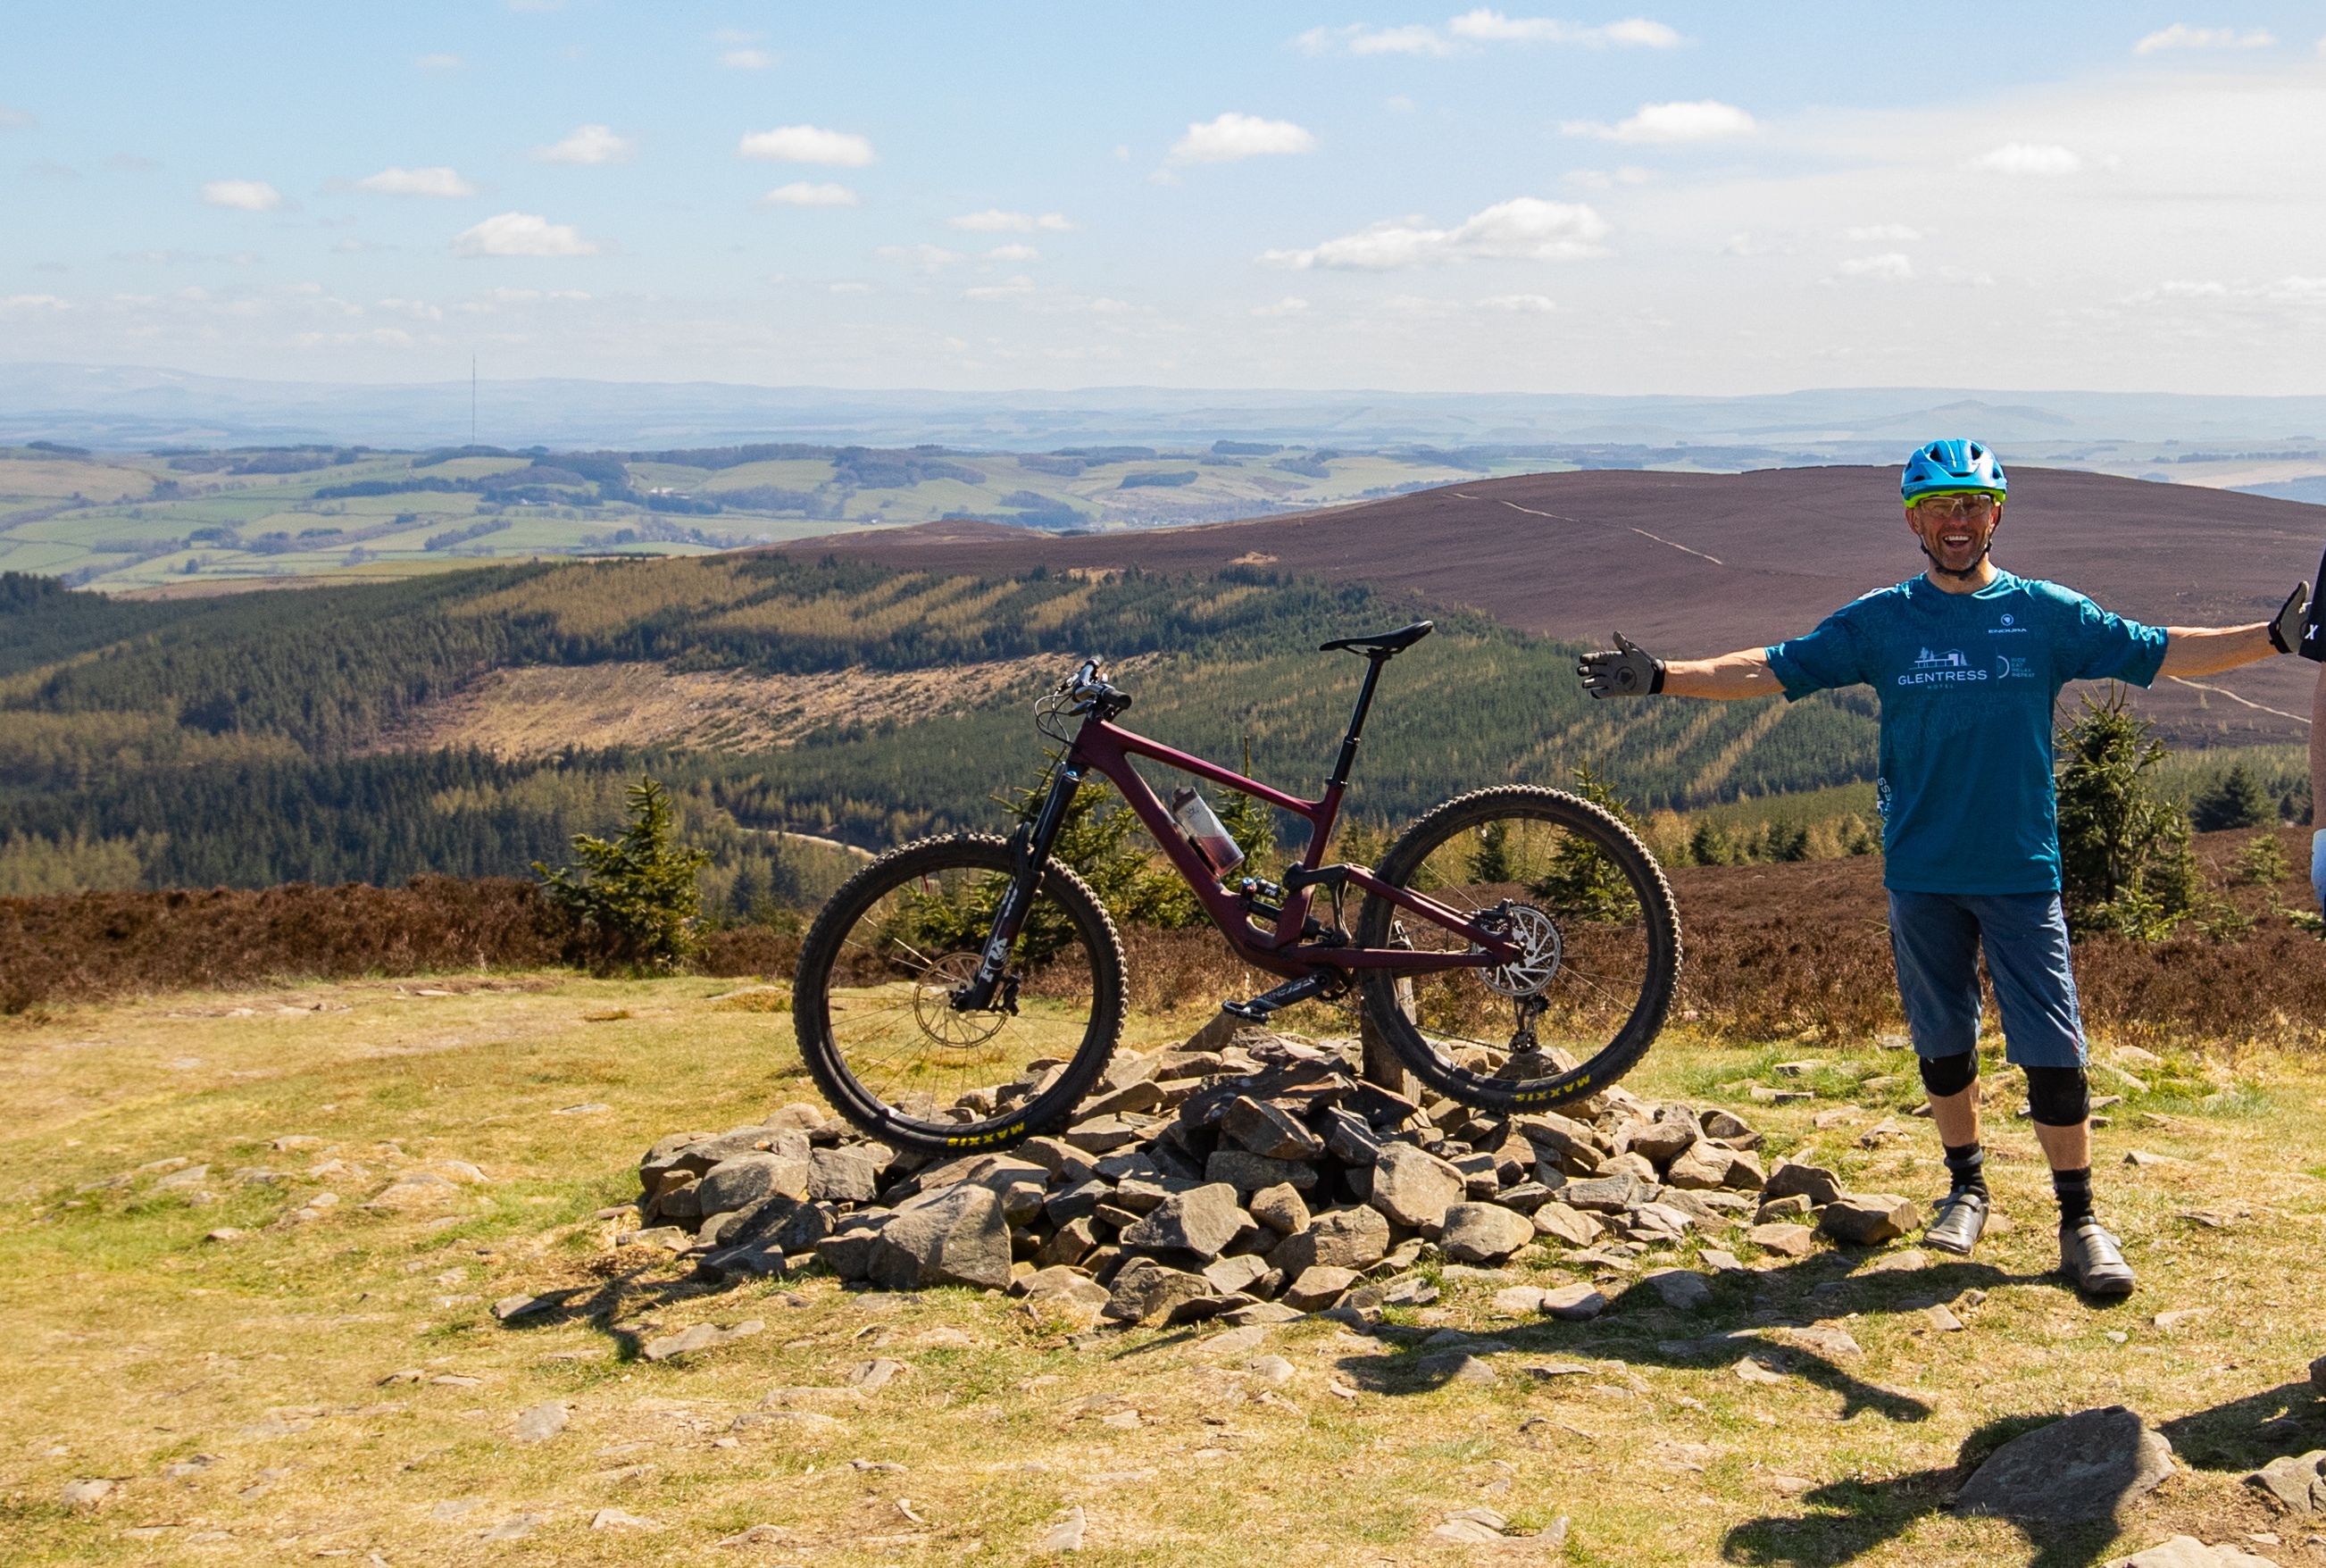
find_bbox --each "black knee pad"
[2023,1065,2090,1127]
[1918,1050,1980,1098]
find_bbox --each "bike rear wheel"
[1355,785,1680,1113]
[793,834,1126,1155]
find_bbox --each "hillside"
[800,463,2326,746]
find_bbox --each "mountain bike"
[793,621,1681,1155]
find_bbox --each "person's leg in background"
[1976,890,2134,1296]
[1888,890,1990,1255]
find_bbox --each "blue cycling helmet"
[1900,438,2007,508]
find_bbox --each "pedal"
[1221,972,1332,1021]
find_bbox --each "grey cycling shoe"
[2059,1218,2137,1296]
[1923,1189,1988,1255]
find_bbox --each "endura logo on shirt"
[1899,647,1987,686]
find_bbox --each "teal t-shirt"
[1763,571,2168,895]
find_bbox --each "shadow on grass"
[1717,1414,2126,1568]
[2159,1377,2326,1473]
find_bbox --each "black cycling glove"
[2268,580,2311,655]
[1578,632,1664,698]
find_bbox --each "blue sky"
[6,4,2326,395]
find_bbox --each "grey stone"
[1628,1120,1697,1165]
[1202,1254,1272,1297]
[998,1180,1048,1229]
[703,1240,788,1278]
[1035,1216,1098,1268]
[1222,1096,1326,1161]
[1722,1149,1767,1190]
[641,1320,764,1362]
[1755,1193,1813,1223]
[847,1356,909,1390]
[60,1478,113,1507]
[1540,1283,1607,1321]
[1492,1285,1546,1315]
[732,1194,836,1255]
[1119,1183,1250,1260]
[1064,1116,1146,1154]
[1646,1269,1713,1310]
[696,1154,811,1216]
[1249,1182,1311,1237]
[2122,1538,2284,1568]
[1041,1504,1088,1554]
[1763,1161,1844,1208]
[1077,1080,1164,1119]
[868,1184,1013,1291]
[1045,1179,1110,1226]
[1101,1258,1211,1325]
[808,1147,880,1205]
[511,1401,570,1442]
[1418,1352,1497,1384]
[1494,1180,1558,1214]
[1205,1148,1318,1194]
[1513,1112,1600,1169]
[1747,1222,1817,1258]
[1701,1248,1746,1273]
[1368,1142,1465,1229]
[1531,1201,1604,1247]
[1954,1405,2174,1522]
[1222,1301,1306,1326]
[1559,1172,1642,1214]
[1819,1194,1922,1247]
[1269,1205,1391,1275]
[1438,1203,1536,1264]
[1663,1142,1736,1190]
[2245,1449,2326,1514]
[1700,1108,1756,1142]
[1284,1265,1359,1310]
[1321,1106,1382,1164]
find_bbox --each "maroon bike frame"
[1065,717,1521,982]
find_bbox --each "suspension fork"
[951,757,1083,1011]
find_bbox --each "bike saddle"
[1320,620,1434,656]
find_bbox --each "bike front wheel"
[1355,785,1680,1113]
[793,834,1126,1155]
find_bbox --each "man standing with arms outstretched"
[2307,539,2326,917]
[1579,440,2312,1296]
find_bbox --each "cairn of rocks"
[625,1022,1921,1328]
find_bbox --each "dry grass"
[4,978,2326,1564]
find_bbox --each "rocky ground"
[7,975,2326,1566]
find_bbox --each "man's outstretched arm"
[1577,635,1785,700]
[2156,583,2311,678]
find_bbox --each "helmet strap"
[1922,540,1991,581]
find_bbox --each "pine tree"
[535,777,711,972]
[2055,689,2198,939]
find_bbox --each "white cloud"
[947,209,1076,232]
[414,53,463,70]
[0,294,71,313]
[1968,141,2081,175]
[1836,252,1913,280]
[964,274,1037,301]
[0,106,36,129]
[874,244,963,271]
[200,179,283,211]
[1252,296,1310,316]
[1846,223,1922,241]
[1563,165,1654,190]
[1448,11,1682,46]
[721,48,775,68]
[738,124,876,165]
[354,166,478,197]
[757,182,858,207]
[1295,23,1455,56]
[532,124,636,165]
[1480,292,1556,311]
[2134,24,2275,54]
[1261,196,1608,269]
[1169,113,1316,164]
[1563,99,1754,142]
[987,243,1040,261]
[452,212,604,257]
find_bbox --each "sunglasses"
[1913,494,1997,521]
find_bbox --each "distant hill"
[797,463,2326,747]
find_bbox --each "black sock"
[1942,1141,1988,1201]
[2052,1165,2094,1225]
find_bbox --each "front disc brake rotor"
[911,952,1011,1047]
[1480,904,1562,998]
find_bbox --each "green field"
[0,440,1564,596]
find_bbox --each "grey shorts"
[1887,888,2086,1069]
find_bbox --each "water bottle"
[1171,787,1246,879]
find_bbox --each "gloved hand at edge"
[2268,580,2311,654]
[1578,631,1665,698]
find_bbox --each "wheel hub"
[913,952,1010,1047]
[1480,903,1562,997]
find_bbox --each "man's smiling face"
[1906,492,2001,580]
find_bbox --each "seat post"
[1328,654,1389,790]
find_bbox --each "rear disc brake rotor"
[1480,904,1562,998]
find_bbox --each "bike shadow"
[2158,1375,2326,1474]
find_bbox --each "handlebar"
[1051,657,1130,718]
